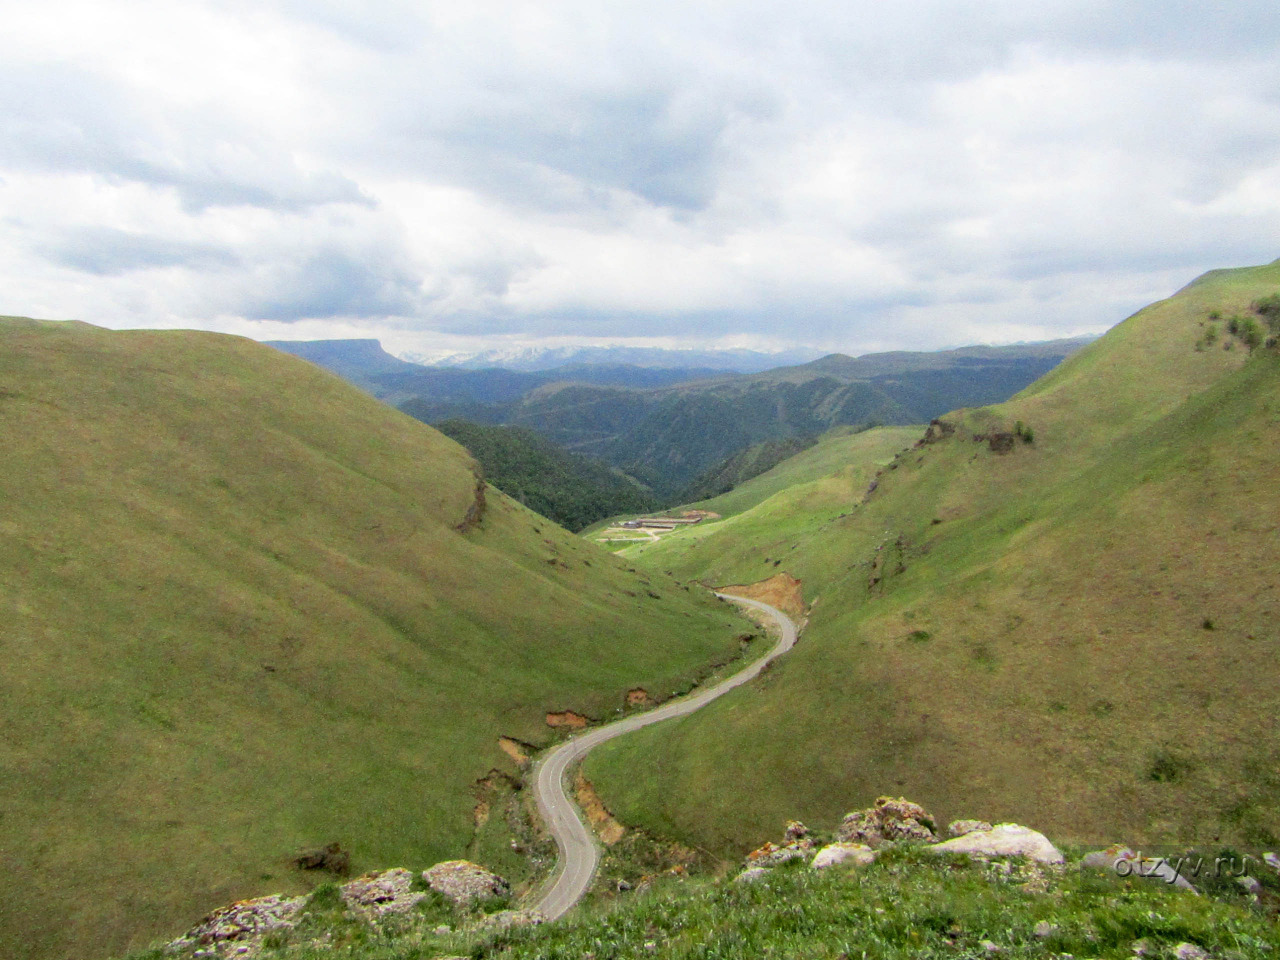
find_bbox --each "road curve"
[531,593,799,921]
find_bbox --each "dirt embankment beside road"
[716,573,806,624]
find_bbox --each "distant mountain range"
[268,336,1095,500]
[402,344,825,372]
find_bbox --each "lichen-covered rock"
[735,867,771,884]
[422,860,509,908]
[836,796,937,847]
[947,819,993,838]
[784,820,809,842]
[928,823,1064,864]
[166,895,304,953]
[341,868,426,917]
[811,842,876,870]
[745,840,812,868]
[836,808,884,846]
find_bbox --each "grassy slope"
[0,319,746,960]
[611,426,922,584]
[586,261,1280,858]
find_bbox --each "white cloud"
[1,0,1278,357]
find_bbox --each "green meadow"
[586,261,1280,860]
[0,319,748,960]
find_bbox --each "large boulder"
[928,823,1064,865]
[811,842,877,870]
[836,796,937,847]
[422,860,510,908]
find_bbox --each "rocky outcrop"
[836,796,937,847]
[811,842,877,870]
[928,823,1064,865]
[165,895,303,954]
[422,860,510,907]
[341,868,427,917]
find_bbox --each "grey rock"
[1033,921,1057,938]
[423,860,510,908]
[784,820,810,842]
[735,867,772,884]
[342,868,427,917]
[1082,845,1137,872]
[928,823,1064,864]
[836,796,937,847]
[1174,943,1211,960]
[811,842,877,870]
[166,894,304,952]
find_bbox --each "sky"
[2,0,1279,362]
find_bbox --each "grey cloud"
[0,63,369,213]
[37,226,240,276]
[239,248,422,322]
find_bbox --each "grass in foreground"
[132,846,1280,960]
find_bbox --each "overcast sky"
[3,1,1279,360]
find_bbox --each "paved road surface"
[531,593,799,921]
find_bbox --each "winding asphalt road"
[531,593,799,921]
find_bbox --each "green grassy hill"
[610,426,922,583]
[585,261,1280,859]
[0,319,747,960]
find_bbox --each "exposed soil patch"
[625,688,653,707]
[574,773,626,845]
[545,710,591,730]
[717,572,807,623]
[498,736,535,766]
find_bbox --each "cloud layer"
[3,0,1279,358]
